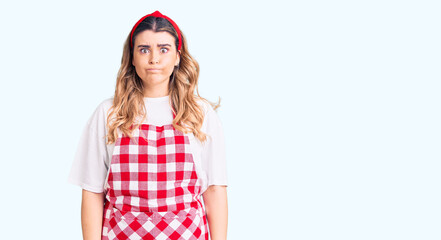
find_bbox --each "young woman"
[67,10,228,240]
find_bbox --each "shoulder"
[196,98,209,113]
[86,97,114,133]
[195,97,217,118]
[195,98,223,133]
[99,97,114,118]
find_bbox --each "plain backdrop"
[0,0,440,239]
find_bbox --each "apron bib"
[101,108,209,240]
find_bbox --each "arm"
[202,185,228,240]
[81,189,105,240]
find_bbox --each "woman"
[67,10,228,240]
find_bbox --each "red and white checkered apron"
[101,109,209,240]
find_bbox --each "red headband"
[130,10,182,51]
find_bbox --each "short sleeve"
[67,103,109,193]
[201,103,228,187]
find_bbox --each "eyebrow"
[137,44,172,48]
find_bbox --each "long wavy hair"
[105,15,220,145]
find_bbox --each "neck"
[143,82,169,98]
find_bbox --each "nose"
[149,50,159,65]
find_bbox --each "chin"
[143,76,168,84]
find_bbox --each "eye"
[160,48,169,53]
[140,48,149,54]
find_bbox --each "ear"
[175,50,181,66]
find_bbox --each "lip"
[147,68,161,71]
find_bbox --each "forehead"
[134,30,175,45]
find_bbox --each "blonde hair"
[105,16,220,145]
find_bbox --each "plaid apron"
[101,109,209,240]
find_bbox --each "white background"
[0,0,440,239]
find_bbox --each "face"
[132,30,180,89]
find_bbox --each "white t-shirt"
[67,95,228,194]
